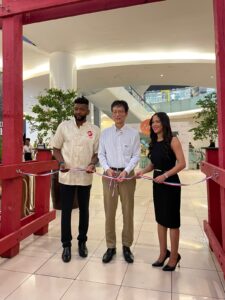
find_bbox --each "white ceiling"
[1,0,216,90]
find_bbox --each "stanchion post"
[34,149,53,235]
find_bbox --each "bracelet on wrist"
[59,161,65,166]
[164,172,168,179]
[88,163,95,166]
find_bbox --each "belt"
[110,167,125,171]
[154,169,163,172]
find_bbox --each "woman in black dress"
[137,112,185,271]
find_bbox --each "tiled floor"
[1,170,225,299]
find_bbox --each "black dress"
[151,140,181,228]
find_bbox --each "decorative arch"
[0,0,225,279]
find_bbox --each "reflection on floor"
[0,170,225,299]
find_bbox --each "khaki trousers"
[102,171,136,248]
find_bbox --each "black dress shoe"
[162,253,181,271]
[152,249,170,267]
[102,248,116,263]
[123,246,134,263]
[78,242,88,258]
[62,247,71,263]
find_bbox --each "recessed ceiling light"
[160,74,164,77]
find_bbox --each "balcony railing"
[125,86,156,112]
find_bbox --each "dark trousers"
[60,183,91,248]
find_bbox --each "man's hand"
[59,162,69,173]
[117,170,127,182]
[135,170,144,178]
[86,164,96,173]
[106,168,115,178]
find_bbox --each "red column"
[213,0,225,250]
[205,148,221,243]
[1,15,23,257]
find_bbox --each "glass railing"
[149,96,202,113]
[144,87,215,103]
[144,87,216,113]
[126,86,215,113]
[125,86,156,112]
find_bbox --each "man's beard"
[75,115,86,122]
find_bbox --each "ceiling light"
[23,63,49,80]
[76,51,215,69]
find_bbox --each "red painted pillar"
[34,149,53,235]
[213,0,225,250]
[205,148,221,243]
[1,15,23,257]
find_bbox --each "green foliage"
[25,88,77,139]
[189,92,218,142]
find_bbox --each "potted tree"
[189,92,218,168]
[189,92,218,143]
[25,88,77,209]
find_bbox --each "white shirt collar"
[113,124,127,132]
[73,118,89,128]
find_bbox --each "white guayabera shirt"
[52,119,100,185]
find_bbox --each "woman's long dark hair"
[148,112,173,160]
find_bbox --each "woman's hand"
[154,174,166,183]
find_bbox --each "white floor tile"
[0,270,30,300]
[6,274,73,300]
[122,263,171,292]
[178,249,216,271]
[0,254,49,273]
[118,286,171,300]
[36,253,88,279]
[62,280,120,300]
[172,293,222,299]
[77,259,128,285]
[172,268,225,298]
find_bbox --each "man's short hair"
[111,100,129,113]
[74,96,89,106]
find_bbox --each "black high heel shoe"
[152,249,170,267]
[162,253,181,271]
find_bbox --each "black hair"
[74,96,89,106]
[111,100,129,113]
[25,138,31,142]
[148,112,173,160]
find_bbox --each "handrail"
[125,86,156,112]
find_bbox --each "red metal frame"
[1,0,225,279]
[0,0,163,25]
[200,0,225,277]
[0,0,163,258]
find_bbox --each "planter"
[51,173,78,210]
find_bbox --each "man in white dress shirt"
[52,96,100,263]
[98,100,140,263]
